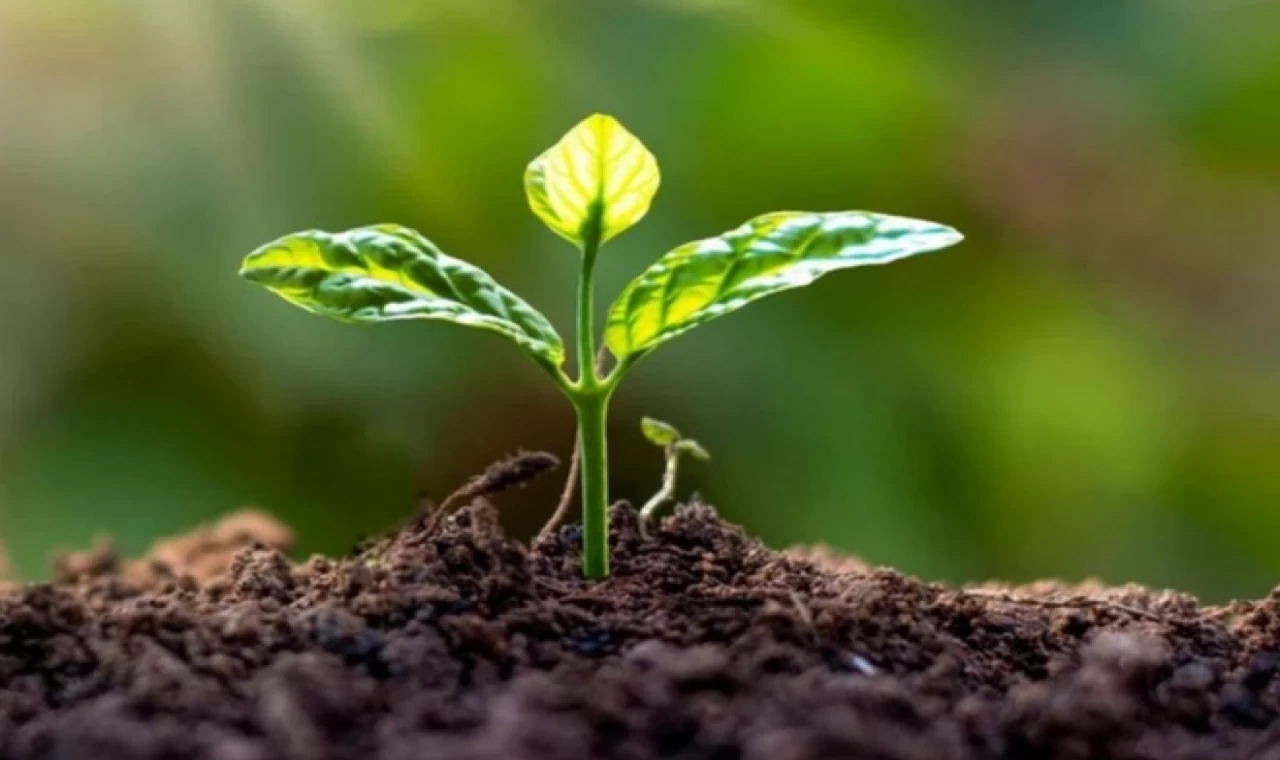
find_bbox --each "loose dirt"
[1,500,1278,760]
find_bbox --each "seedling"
[639,418,709,523]
[240,114,962,579]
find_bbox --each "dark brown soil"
[2,500,1280,760]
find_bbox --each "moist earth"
[2,500,1279,760]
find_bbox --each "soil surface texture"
[2,500,1279,760]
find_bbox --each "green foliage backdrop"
[1,0,1278,600]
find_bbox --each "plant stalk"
[575,390,611,578]
[573,224,611,579]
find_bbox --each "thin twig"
[962,589,1163,622]
[536,436,581,545]
[425,451,560,536]
[536,347,611,544]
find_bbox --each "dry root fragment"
[962,588,1163,622]
[425,451,560,537]
[536,440,582,545]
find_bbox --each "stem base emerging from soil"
[575,391,611,579]
[570,219,613,581]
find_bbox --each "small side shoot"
[639,417,710,524]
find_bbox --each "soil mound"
[1,500,1277,760]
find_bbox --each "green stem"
[640,445,679,521]
[572,225,611,579]
[575,389,611,578]
[576,245,600,391]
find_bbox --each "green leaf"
[525,114,660,250]
[606,211,962,359]
[240,225,566,368]
[641,417,681,447]
[676,439,711,461]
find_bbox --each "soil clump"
[2,500,1278,760]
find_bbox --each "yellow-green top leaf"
[241,224,566,368]
[525,114,660,250]
[606,211,962,360]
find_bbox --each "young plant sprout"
[239,114,962,580]
[639,418,709,524]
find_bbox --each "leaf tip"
[582,112,618,128]
[238,248,267,282]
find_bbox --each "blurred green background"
[1,0,1278,601]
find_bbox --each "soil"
[2,499,1280,760]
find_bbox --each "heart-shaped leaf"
[241,224,566,368]
[525,114,660,250]
[606,211,962,360]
